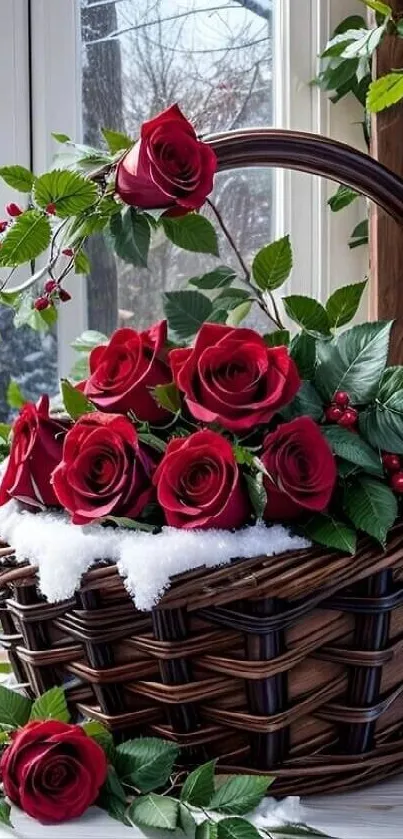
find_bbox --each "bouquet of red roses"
[0,105,401,554]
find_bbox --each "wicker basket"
[2,129,403,797]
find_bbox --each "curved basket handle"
[205,128,403,225]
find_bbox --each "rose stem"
[205,197,284,330]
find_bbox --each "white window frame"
[1,0,369,377]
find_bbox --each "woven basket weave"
[2,129,403,796]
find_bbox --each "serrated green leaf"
[180,803,197,838]
[217,817,260,839]
[283,296,331,337]
[82,720,115,759]
[0,799,12,828]
[98,767,129,825]
[213,288,250,311]
[290,333,316,379]
[344,476,397,545]
[226,300,252,326]
[34,169,98,217]
[0,685,32,729]
[0,210,51,267]
[162,214,219,256]
[252,235,292,291]
[52,132,71,144]
[163,290,213,340]
[71,330,108,352]
[328,185,359,212]
[304,514,357,555]
[61,379,96,420]
[245,472,267,519]
[269,824,335,838]
[104,516,156,532]
[152,382,181,413]
[349,219,368,249]
[115,738,179,793]
[263,330,290,348]
[128,794,179,831]
[323,425,383,476]
[189,266,236,289]
[30,687,69,722]
[0,165,34,192]
[110,207,151,267]
[318,59,360,94]
[358,0,391,16]
[315,321,392,405]
[338,25,386,59]
[197,823,218,839]
[6,380,26,410]
[102,128,133,154]
[181,760,216,807]
[281,381,324,422]
[138,432,167,454]
[367,72,403,113]
[74,250,91,275]
[326,281,367,329]
[359,366,403,453]
[210,775,273,815]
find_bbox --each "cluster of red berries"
[325,391,358,428]
[382,453,403,494]
[0,203,23,237]
[34,250,74,311]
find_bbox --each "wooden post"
[371,2,403,363]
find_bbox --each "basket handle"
[206,128,403,225]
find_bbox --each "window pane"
[80,0,274,334]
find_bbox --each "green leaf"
[104,516,156,532]
[180,803,197,838]
[283,296,331,337]
[334,16,367,35]
[189,266,236,289]
[128,794,179,831]
[304,514,357,555]
[115,738,179,793]
[358,0,391,16]
[0,289,22,307]
[30,687,69,722]
[61,379,96,420]
[252,235,293,291]
[359,366,403,453]
[328,185,359,212]
[6,380,26,410]
[74,250,91,275]
[349,219,368,249]
[322,425,383,476]
[0,684,32,728]
[344,476,397,545]
[197,823,218,839]
[70,355,90,381]
[163,290,213,340]
[397,19,403,36]
[290,333,316,379]
[98,767,129,825]
[226,300,252,326]
[0,799,12,828]
[0,210,51,267]
[138,432,167,454]
[181,760,216,807]
[213,288,251,312]
[162,214,219,256]
[13,293,56,332]
[71,330,108,352]
[268,825,336,838]
[263,330,290,348]
[34,169,98,217]
[152,382,181,414]
[217,817,260,839]
[110,208,151,267]
[281,381,324,422]
[52,132,71,144]
[82,720,115,759]
[326,281,367,329]
[102,128,133,153]
[0,423,11,444]
[315,321,392,405]
[367,72,403,113]
[245,472,267,519]
[0,165,34,192]
[210,775,273,815]
[318,59,360,94]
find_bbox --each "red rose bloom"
[0,395,68,509]
[170,323,301,433]
[52,412,154,525]
[0,720,107,824]
[261,416,337,520]
[83,321,171,423]
[115,104,216,212]
[153,429,250,529]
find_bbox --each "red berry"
[46,203,57,215]
[34,296,50,312]
[62,248,74,257]
[334,391,350,408]
[44,280,57,295]
[0,220,8,233]
[58,288,72,303]
[391,471,403,494]
[382,453,401,472]
[6,203,22,217]
[338,408,358,428]
[325,405,343,423]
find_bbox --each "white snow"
[0,500,310,611]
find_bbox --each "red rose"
[153,429,250,529]
[115,104,216,212]
[261,416,337,520]
[0,395,68,509]
[0,720,107,824]
[170,323,301,433]
[83,321,171,423]
[52,412,154,525]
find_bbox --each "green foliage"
[281,382,323,422]
[325,281,367,329]
[217,817,260,839]
[227,300,252,326]
[0,210,51,267]
[30,687,70,723]
[115,737,179,793]
[344,476,397,545]
[101,128,133,154]
[61,379,96,420]
[328,185,358,212]
[367,72,403,113]
[290,333,316,379]
[283,295,331,337]
[98,767,129,825]
[152,382,181,413]
[358,0,391,15]
[34,169,98,217]
[245,471,267,519]
[315,321,392,404]
[180,761,216,807]
[7,379,26,409]
[0,799,12,828]
[189,266,236,289]
[128,794,179,831]
[163,290,215,339]
[304,514,357,555]
[71,329,108,352]
[110,208,151,267]
[209,775,273,815]
[264,330,290,348]
[322,425,383,476]
[360,366,403,453]
[252,235,293,291]
[349,219,369,249]
[0,684,32,729]
[162,214,219,256]
[74,250,91,275]
[82,721,115,759]
[0,165,34,192]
